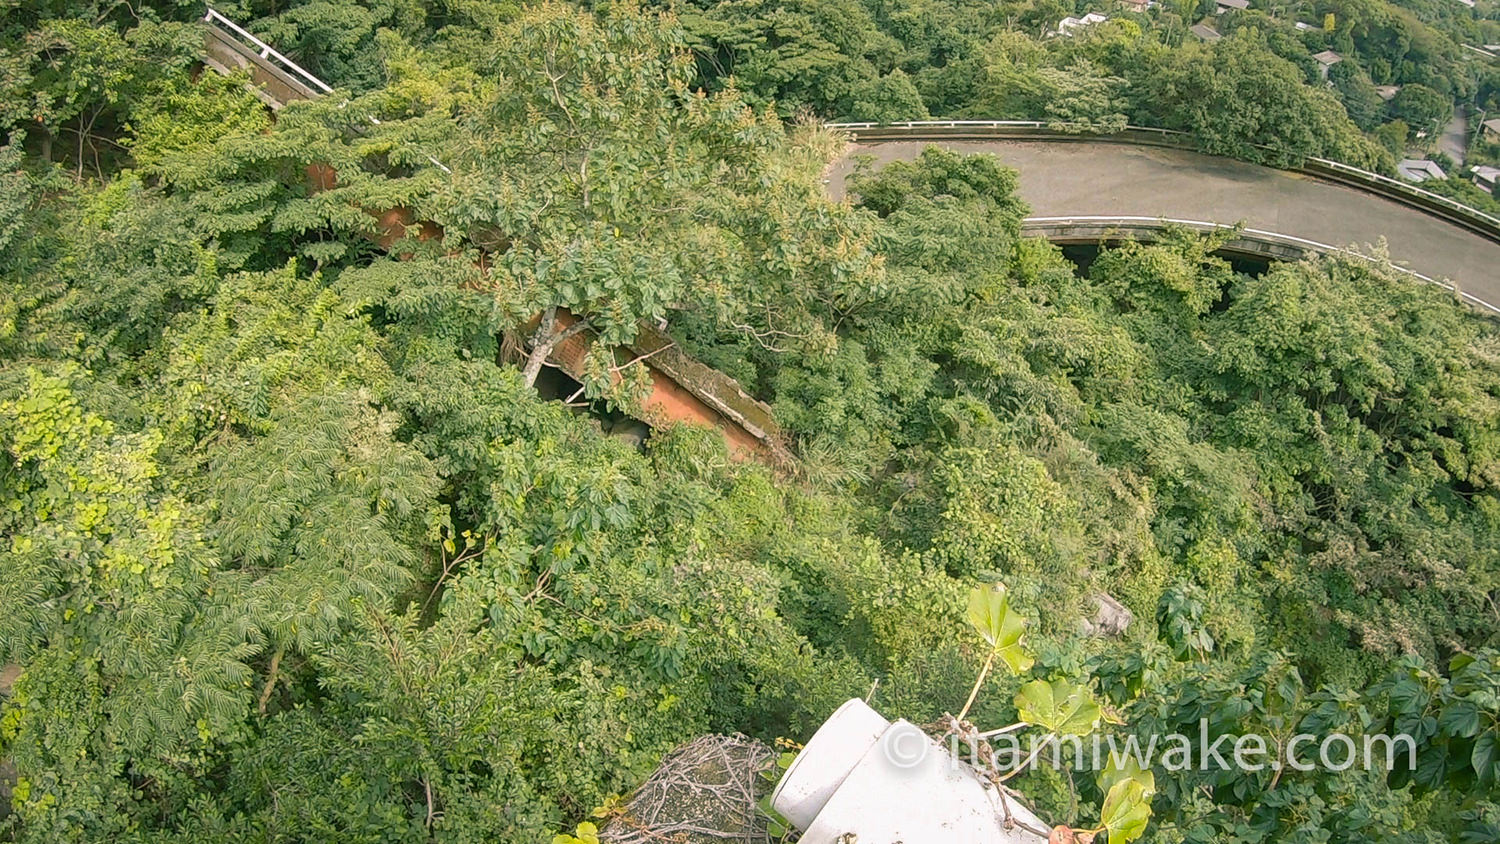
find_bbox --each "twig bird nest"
[601,734,778,844]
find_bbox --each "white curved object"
[773,699,1049,843]
[771,698,889,829]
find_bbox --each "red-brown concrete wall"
[538,309,781,462]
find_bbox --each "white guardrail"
[204,8,333,95]
[1025,216,1500,316]
[825,120,1186,142]
[825,120,1500,235]
[203,8,451,173]
[1307,156,1500,230]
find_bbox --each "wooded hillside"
[1,1,1498,841]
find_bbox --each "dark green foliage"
[1389,83,1453,136]
[1330,60,1386,132]
[1133,36,1386,168]
[665,0,898,116]
[848,68,928,122]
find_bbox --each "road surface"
[827,140,1500,311]
[1439,108,1468,167]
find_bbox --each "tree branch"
[257,646,284,716]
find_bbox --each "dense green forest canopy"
[1,0,1499,842]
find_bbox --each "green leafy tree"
[848,68,929,122]
[1388,83,1452,139]
[439,3,878,398]
[1372,118,1409,157]
[972,46,1129,131]
[664,0,896,116]
[1329,61,1385,132]
[1137,37,1371,167]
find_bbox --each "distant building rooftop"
[1190,22,1222,41]
[1374,85,1401,101]
[1473,165,1500,192]
[1312,50,1343,66]
[1397,159,1447,183]
[1057,12,1109,34]
[1484,118,1500,137]
[1294,21,1315,30]
[1215,0,1249,10]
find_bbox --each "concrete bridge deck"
[827,140,1500,312]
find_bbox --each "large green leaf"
[1439,700,1481,738]
[966,583,1033,674]
[1014,679,1102,736]
[1474,731,1499,782]
[1099,754,1155,798]
[1099,779,1152,844]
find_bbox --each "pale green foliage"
[966,583,1034,674]
[125,71,271,173]
[1099,778,1152,843]
[0,368,253,836]
[971,32,1128,132]
[1,368,208,659]
[1013,679,1102,736]
[935,446,1085,592]
[553,820,601,844]
[1099,755,1156,798]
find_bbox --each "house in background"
[1294,20,1315,30]
[1119,0,1151,12]
[1484,118,1500,141]
[1312,50,1343,80]
[1374,85,1401,102]
[1055,12,1109,35]
[1472,165,1500,195]
[1397,159,1448,183]
[1215,0,1249,12]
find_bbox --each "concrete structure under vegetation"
[200,15,1500,465]
[825,131,1500,313]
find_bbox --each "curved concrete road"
[827,140,1500,311]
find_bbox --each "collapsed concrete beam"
[529,308,792,465]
